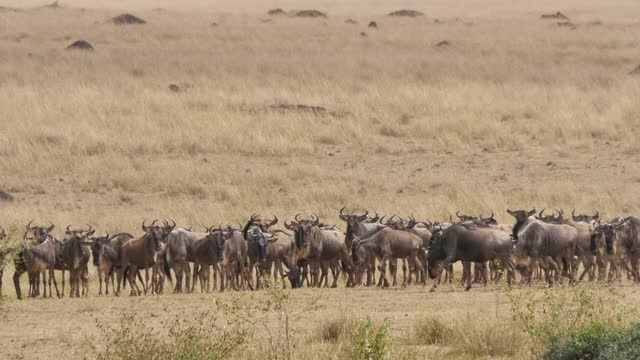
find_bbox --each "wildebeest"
[13,221,57,299]
[354,223,424,288]
[165,226,209,293]
[242,214,288,288]
[289,214,355,288]
[339,208,385,286]
[427,222,514,291]
[590,219,625,282]
[507,208,580,286]
[61,225,93,297]
[598,216,640,283]
[118,219,175,296]
[220,226,253,291]
[190,227,226,292]
[90,232,134,295]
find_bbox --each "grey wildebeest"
[590,219,626,282]
[220,226,253,291]
[61,225,93,297]
[289,214,354,288]
[13,221,57,299]
[353,221,424,288]
[339,208,385,287]
[598,216,640,283]
[118,219,175,296]
[90,232,134,295]
[507,208,580,286]
[242,214,288,289]
[426,222,514,291]
[165,226,209,293]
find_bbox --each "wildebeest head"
[142,219,175,251]
[536,208,567,224]
[90,232,111,266]
[64,225,94,268]
[287,214,320,252]
[592,218,624,255]
[426,236,446,279]
[205,227,226,261]
[572,209,600,223]
[455,210,475,222]
[339,208,369,242]
[247,213,278,232]
[24,220,55,244]
[247,227,278,262]
[506,208,536,223]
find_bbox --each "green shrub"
[350,319,390,360]
[544,322,640,360]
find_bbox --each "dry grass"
[2,0,640,358]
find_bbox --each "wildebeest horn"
[593,209,600,220]
[66,224,73,234]
[249,213,259,223]
[294,213,303,222]
[539,208,546,218]
[613,217,625,227]
[311,213,320,225]
[26,219,34,230]
[46,221,55,233]
[170,219,176,228]
[269,214,278,226]
[366,211,380,223]
[86,224,93,233]
[456,210,463,219]
[572,209,578,221]
[142,219,149,231]
[488,210,495,219]
[151,219,159,227]
[554,208,564,218]
[379,215,385,224]
[162,219,168,227]
[104,232,110,239]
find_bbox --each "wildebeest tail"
[163,251,172,283]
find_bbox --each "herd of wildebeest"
[0,207,638,299]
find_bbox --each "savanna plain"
[1,0,640,359]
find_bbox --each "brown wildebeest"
[221,226,253,291]
[61,225,93,297]
[508,208,579,286]
[118,219,175,296]
[289,214,355,288]
[14,221,56,299]
[427,222,514,291]
[339,208,385,287]
[190,227,226,292]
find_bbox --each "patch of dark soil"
[66,40,94,50]
[434,40,450,47]
[268,8,287,16]
[0,191,14,202]
[292,9,327,18]
[630,65,640,76]
[345,19,358,25]
[168,84,180,92]
[387,9,424,17]
[556,21,576,28]
[112,13,146,25]
[541,11,569,20]
[368,21,378,28]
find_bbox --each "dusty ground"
[1,0,640,358]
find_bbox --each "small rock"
[66,40,94,51]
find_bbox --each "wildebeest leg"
[98,268,104,296]
[42,271,48,298]
[378,255,391,288]
[50,268,60,298]
[401,258,408,287]
[479,262,488,286]
[60,270,65,298]
[463,261,472,291]
[173,262,183,293]
[127,266,139,296]
[184,262,192,293]
[630,256,640,283]
[0,268,3,297]
[13,269,24,300]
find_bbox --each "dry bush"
[409,316,453,345]
[314,315,358,343]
